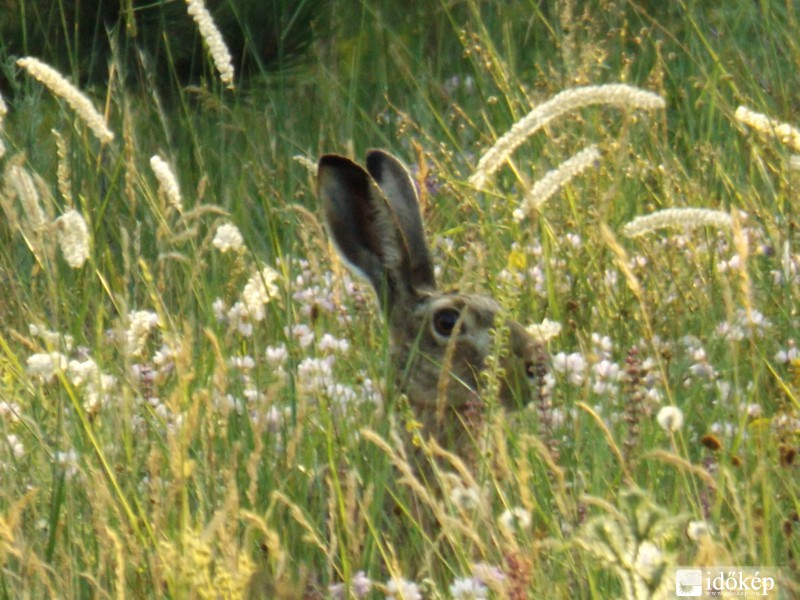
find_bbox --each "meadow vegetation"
[0,0,798,598]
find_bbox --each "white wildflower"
[734,105,800,152]
[126,310,159,356]
[656,405,684,432]
[470,84,663,189]
[6,434,25,459]
[552,351,587,386]
[449,577,489,599]
[29,324,74,350]
[318,333,350,354]
[241,266,281,320]
[385,578,422,600]
[27,352,68,382]
[265,344,289,366]
[526,318,561,343]
[498,506,532,533]
[226,301,252,336]
[212,297,227,322]
[287,323,314,348]
[449,484,484,511]
[67,358,98,386]
[0,401,22,423]
[329,571,372,599]
[519,145,600,216]
[185,0,235,88]
[686,520,711,541]
[150,155,183,213]
[212,222,244,253]
[56,210,90,268]
[635,541,664,581]
[17,57,114,143]
[623,208,733,237]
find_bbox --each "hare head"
[317,150,536,435]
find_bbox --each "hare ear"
[317,154,415,312]
[366,150,436,291]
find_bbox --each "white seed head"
[520,145,600,216]
[656,405,684,432]
[735,105,800,152]
[185,0,235,88]
[17,57,114,144]
[56,209,90,268]
[470,84,664,189]
[150,155,183,213]
[623,208,733,237]
[212,222,244,253]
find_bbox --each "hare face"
[394,292,534,414]
[317,150,535,430]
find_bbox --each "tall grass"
[1,0,798,598]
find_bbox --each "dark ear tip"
[318,154,355,170]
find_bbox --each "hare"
[317,149,536,443]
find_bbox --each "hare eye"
[433,307,461,337]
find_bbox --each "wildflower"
[212,222,244,253]
[29,324,74,350]
[385,578,422,600]
[329,571,372,599]
[6,434,25,459]
[125,310,159,356]
[230,355,255,370]
[470,84,663,189]
[622,208,733,237]
[552,351,587,386]
[734,105,800,152]
[0,401,21,423]
[185,0,235,88]
[17,57,114,143]
[56,449,80,479]
[449,484,484,511]
[226,301,252,336]
[297,356,335,392]
[498,506,532,533]
[242,266,281,321]
[27,352,68,382]
[526,318,562,343]
[56,209,90,268]
[265,344,289,366]
[775,342,799,364]
[67,358,98,386]
[686,520,711,541]
[635,541,664,582]
[470,563,507,586]
[150,155,183,212]
[286,323,314,348]
[656,405,684,432]
[212,298,227,322]
[449,577,489,599]
[592,359,621,396]
[519,145,601,216]
[318,333,350,354]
